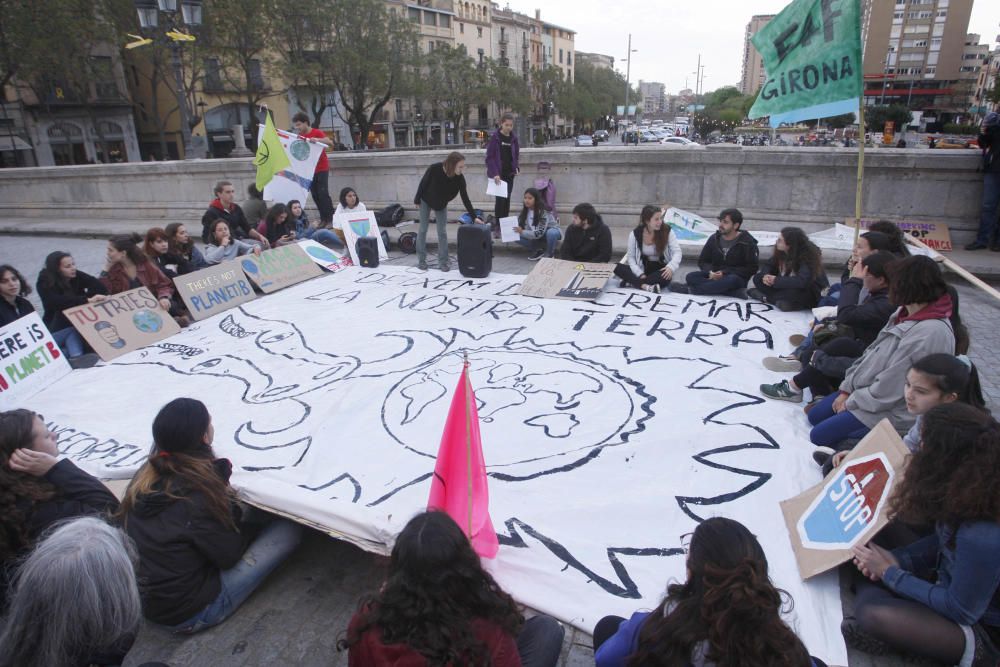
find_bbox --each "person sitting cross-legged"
[613,205,681,293]
[513,187,561,260]
[681,208,758,298]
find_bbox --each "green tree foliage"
[422,45,489,136]
[863,104,914,132]
[692,86,755,135]
[572,63,631,126]
[825,113,856,129]
[274,0,342,127]
[989,73,1000,106]
[324,0,418,147]
[485,60,532,116]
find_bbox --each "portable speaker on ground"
[457,223,492,278]
[356,237,380,268]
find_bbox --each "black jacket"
[201,200,253,244]
[123,459,252,626]
[696,230,759,281]
[0,295,34,327]
[36,270,108,332]
[754,256,830,304]
[560,217,613,263]
[836,279,894,347]
[980,124,1000,174]
[413,162,477,218]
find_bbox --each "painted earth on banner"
[24,265,846,663]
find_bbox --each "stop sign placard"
[797,453,895,551]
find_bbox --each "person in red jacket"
[342,510,564,666]
[292,112,335,226]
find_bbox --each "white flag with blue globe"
[256,124,325,205]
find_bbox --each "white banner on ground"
[26,266,846,664]
[256,125,324,205]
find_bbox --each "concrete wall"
[0,145,984,242]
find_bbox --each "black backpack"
[375,204,405,227]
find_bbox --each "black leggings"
[614,261,672,290]
[793,336,864,396]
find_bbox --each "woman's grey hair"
[0,516,142,667]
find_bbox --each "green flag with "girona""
[747,0,862,126]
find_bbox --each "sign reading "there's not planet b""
[173,260,257,321]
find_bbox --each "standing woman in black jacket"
[413,151,483,272]
[0,409,120,601]
[117,398,302,633]
[35,252,107,364]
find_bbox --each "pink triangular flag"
[427,358,499,558]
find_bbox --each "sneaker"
[733,288,748,300]
[803,395,825,415]
[762,356,802,372]
[759,379,802,401]
[68,353,100,370]
[841,617,891,656]
[966,241,988,251]
[747,288,768,302]
[529,248,545,260]
[417,260,428,271]
[812,446,836,467]
[440,262,451,272]
[788,334,806,346]
[670,284,689,294]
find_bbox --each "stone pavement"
[2,233,998,667]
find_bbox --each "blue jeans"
[417,200,449,265]
[685,271,746,296]
[171,516,303,634]
[517,615,565,667]
[976,171,1000,245]
[52,327,85,358]
[807,392,871,447]
[300,226,344,248]
[516,228,561,257]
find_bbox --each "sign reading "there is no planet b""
[173,260,257,321]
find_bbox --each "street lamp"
[134,0,203,160]
[620,35,637,128]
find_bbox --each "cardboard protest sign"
[63,287,181,361]
[239,244,323,294]
[337,211,388,265]
[781,419,909,579]
[0,312,72,404]
[172,260,257,322]
[297,239,354,273]
[517,258,614,300]
[847,217,952,252]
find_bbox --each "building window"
[567,52,571,65]
[459,22,464,33]
[248,59,265,89]
[559,48,563,63]
[477,26,483,37]
[408,7,420,22]
[204,57,222,90]
[440,14,450,28]
[428,41,434,52]
[423,12,436,26]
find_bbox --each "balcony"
[499,34,509,45]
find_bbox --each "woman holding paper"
[613,205,681,293]
[847,403,1000,666]
[486,113,520,220]
[514,187,560,260]
[413,152,483,272]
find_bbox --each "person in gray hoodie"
[203,218,261,265]
[805,256,962,448]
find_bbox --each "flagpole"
[853,97,865,242]
[463,352,473,541]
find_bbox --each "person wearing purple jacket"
[486,113,520,220]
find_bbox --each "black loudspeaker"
[356,237,380,268]
[457,223,492,278]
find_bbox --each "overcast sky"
[506,0,1000,94]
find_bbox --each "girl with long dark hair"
[594,517,822,667]
[847,403,1000,665]
[263,203,296,247]
[0,265,34,328]
[514,187,561,259]
[117,398,302,632]
[143,226,194,278]
[749,227,828,311]
[613,205,682,293]
[100,233,186,325]
[204,218,261,265]
[289,199,342,248]
[35,251,107,364]
[342,510,564,666]
[0,409,119,597]
[805,255,962,449]
[164,222,208,270]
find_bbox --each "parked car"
[639,131,657,143]
[574,134,596,147]
[659,136,704,149]
[593,130,610,142]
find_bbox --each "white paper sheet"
[499,216,520,243]
[487,178,509,198]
